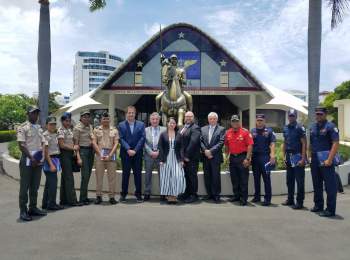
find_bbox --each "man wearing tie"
[118,106,145,203]
[180,111,201,203]
[200,112,225,203]
[144,112,166,201]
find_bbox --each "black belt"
[50,154,60,158]
[80,146,92,149]
[230,152,247,157]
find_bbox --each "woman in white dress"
[158,117,186,204]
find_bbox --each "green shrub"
[8,141,21,159]
[0,130,16,143]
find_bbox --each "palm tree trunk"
[308,0,322,129]
[38,1,51,127]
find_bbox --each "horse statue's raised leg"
[178,108,185,128]
[161,112,168,127]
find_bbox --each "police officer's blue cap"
[46,116,57,124]
[27,105,40,113]
[288,109,297,117]
[315,106,327,114]
[102,112,109,118]
[231,114,240,121]
[62,112,72,118]
[256,114,265,119]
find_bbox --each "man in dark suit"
[180,111,201,203]
[118,106,145,203]
[200,112,225,203]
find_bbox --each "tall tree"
[38,0,51,127]
[307,0,349,129]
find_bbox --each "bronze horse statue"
[155,54,193,127]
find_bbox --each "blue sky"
[0,0,349,96]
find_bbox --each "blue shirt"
[251,127,276,155]
[283,122,306,153]
[128,121,135,134]
[310,120,339,153]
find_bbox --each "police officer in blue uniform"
[282,109,307,209]
[251,114,276,206]
[309,107,339,217]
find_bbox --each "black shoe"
[202,195,213,201]
[47,204,64,211]
[319,210,335,217]
[240,201,247,206]
[261,201,271,207]
[292,203,303,210]
[178,194,189,201]
[95,196,102,205]
[213,197,221,204]
[310,206,323,213]
[160,195,166,202]
[20,210,32,221]
[229,197,240,202]
[28,207,47,216]
[250,197,261,203]
[136,196,143,203]
[143,195,150,201]
[282,200,294,206]
[69,202,83,207]
[42,204,48,210]
[184,195,198,204]
[109,198,118,205]
[81,199,91,205]
[60,201,68,206]
[119,196,126,203]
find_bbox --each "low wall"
[2,153,350,196]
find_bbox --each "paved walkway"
[0,173,349,260]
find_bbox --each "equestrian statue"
[155,54,193,127]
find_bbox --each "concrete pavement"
[0,173,350,260]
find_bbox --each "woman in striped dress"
[158,117,186,204]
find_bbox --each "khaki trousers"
[95,158,117,197]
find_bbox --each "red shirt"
[224,127,254,154]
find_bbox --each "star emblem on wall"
[178,32,185,39]
[219,59,227,67]
[137,61,143,68]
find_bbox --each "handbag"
[72,151,81,172]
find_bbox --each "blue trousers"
[252,154,271,202]
[311,155,337,214]
[121,155,142,197]
[286,154,305,204]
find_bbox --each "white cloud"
[202,0,350,92]
[144,22,166,38]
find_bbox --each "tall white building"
[71,51,123,100]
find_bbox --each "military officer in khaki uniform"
[92,112,119,204]
[42,116,64,211]
[73,110,94,205]
[58,112,82,207]
[17,105,47,221]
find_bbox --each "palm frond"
[89,0,107,12]
[328,0,350,29]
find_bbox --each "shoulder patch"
[334,127,339,133]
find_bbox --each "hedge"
[7,140,350,171]
[0,130,16,143]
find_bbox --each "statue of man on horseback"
[155,54,193,127]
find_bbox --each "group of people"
[16,104,340,221]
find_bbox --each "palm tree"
[38,0,51,127]
[307,0,349,129]
[36,0,107,126]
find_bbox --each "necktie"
[152,127,158,150]
[180,124,188,135]
[208,126,214,143]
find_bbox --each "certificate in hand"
[101,148,116,161]
[290,153,302,168]
[26,150,43,166]
[317,151,340,167]
[43,157,61,172]
[264,161,275,173]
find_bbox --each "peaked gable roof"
[92,23,271,97]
